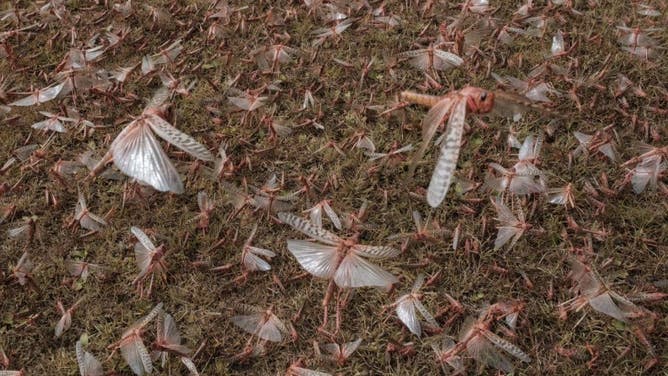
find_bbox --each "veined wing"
[399,49,430,70]
[333,252,398,289]
[427,98,467,207]
[180,357,199,376]
[160,313,191,355]
[120,335,153,375]
[288,366,333,376]
[518,134,542,161]
[111,121,184,193]
[145,114,214,162]
[286,240,339,279]
[569,258,602,295]
[76,340,103,376]
[494,226,520,250]
[479,329,531,363]
[243,246,275,271]
[341,338,363,358]
[258,314,286,342]
[396,296,421,336]
[351,244,400,259]
[131,227,157,251]
[10,82,66,106]
[632,157,663,193]
[466,334,514,374]
[231,313,263,337]
[415,300,439,328]
[125,303,163,333]
[588,292,627,322]
[409,96,455,174]
[491,90,552,120]
[278,212,341,245]
[433,49,464,70]
[55,311,72,338]
[322,201,342,230]
[80,211,107,232]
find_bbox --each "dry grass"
[0,0,666,375]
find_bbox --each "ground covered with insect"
[0,0,666,375]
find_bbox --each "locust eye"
[480,92,487,101]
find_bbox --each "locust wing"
[427,98,467,207]
[409,96,456,174]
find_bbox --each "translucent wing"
[232,313,284,342]
[432,335,464,373]
[321,342,341,357]
[399,49,430,70]
[66,260,85,277]
[415,300,439,328]
[145,115,214,161]
[252,195,294,213]
[79,208,107,232]
[286,240,338,279]
[55,312,71,338]
[134,242,153,278]
[0,371,24,376]
[588,292,627,322]
[412,210,424,232]
[231,314,262,337]
[427,98,467,207]
[351,245,400,259]
[279,212,341,245]
[110,121,183,193]
[180,356,199,376]
[309,205,323,229]
[492,197,517,225]
[333,253,398,289]
[322,201,342,230]
[243,247,275,271]
[632,158,664,193]
[126,303,163,333]
[120,336,153,376]
[597,143,616,162]
[508,175,545,195]
[569,259,602,296]
[32,118,66,132]
[258,315,286,342]
[131,227,156,252]
[492,90,548,120]
[10,82,65,106]
[288,366,333,376]
[518,134,542,161]
[160,313,190,354]
[396,296,421,336]
[433,49,464,70]
[479,329,532,363]
[466,334,514,373]
[409,96,455,174]
[495,227,520,250]
[76,340,103,376]
[341,338,362,358]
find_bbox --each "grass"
[0,0,666,375]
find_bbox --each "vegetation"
[0,0,666,375]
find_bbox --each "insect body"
[401,87,495,207]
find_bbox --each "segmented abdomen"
[400,91,443,108]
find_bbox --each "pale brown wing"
[427,97,467,207]
[490,90,535,119]
[409,96,456,175]
[492,90,564,120]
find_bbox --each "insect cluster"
[0,0,666,375]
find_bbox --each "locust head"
[461,86,495,113]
